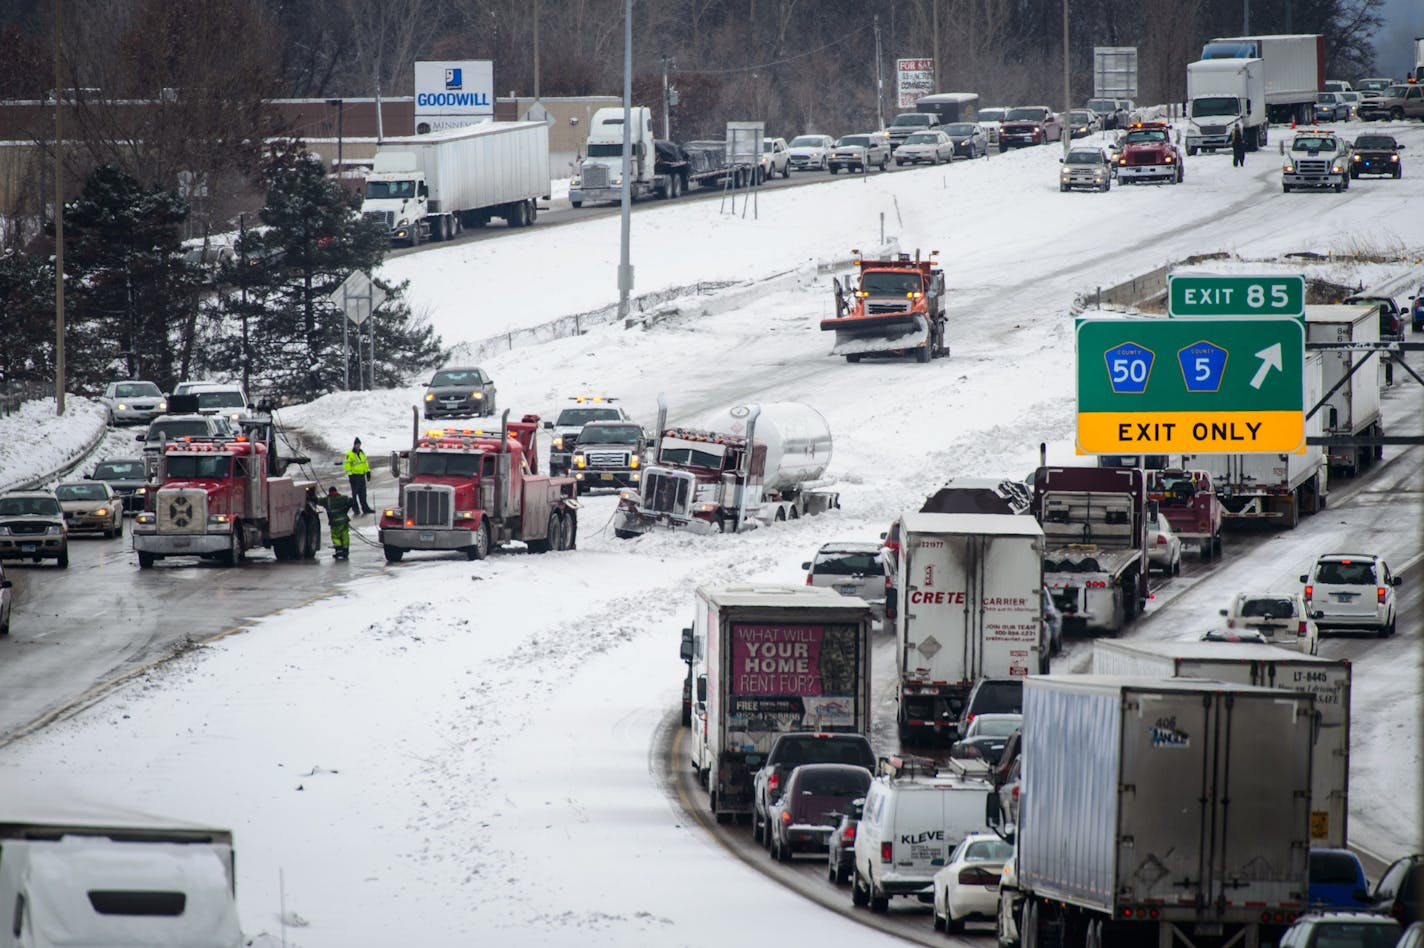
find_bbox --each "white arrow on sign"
[1249,343,1283,390]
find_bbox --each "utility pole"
[932,0,940,91]
[239,214,251,397]
[873,15,885,130]
[533,0,541,100]
[374,60,385,142]
[1243,0,1250,32]
[1062,0,1072,162]
[616,0,633,322]
[53,0,65,415]
[661,55,672,139]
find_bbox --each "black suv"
[1372,854,1424,927]
[750,732,875,847]
[955,677,1024,737]
[1350,134,1403,179]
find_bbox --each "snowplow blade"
[823,314,929,356]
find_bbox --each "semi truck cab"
[361,152,428,243]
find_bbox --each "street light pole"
[1062,0,1072,162]
[616,0,633,322]
[326,99,344,177]
[53,0,65,415]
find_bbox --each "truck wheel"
[852,869,870,907]
[562,511,577,550]
[1283,491,1300,529]
[273,534,297,561]
[571,200,583,208]
[1200,541,1213,562]
[946,914,966,935]
[383,545,404,563]
[466,521,491,560]
[302,513,320,559]
[752,811,764,844]
[829,165,839,175]
[1021,900,1039,948]
[219,530,242,566]
[845,353,862,363]
[1188,146,1198,156]
[915,344,931,363]
[138,551,156,569]
[870,882,889,913]
[57,547,69,569]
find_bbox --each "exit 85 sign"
[1167,274,1305,319]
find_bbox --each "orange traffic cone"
[1290,116,1296,129]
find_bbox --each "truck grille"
[867,301,911,314]
[581,163,611,189]
[7,522,51,536]
[587,450,630,467]
[156,488,208,534]
[363,210,394,229]
[1293,158,1331,175]
[641,471,692,517]
[405,485,453,527]
[1126,151,1162,166]
[1200,124,1227,137]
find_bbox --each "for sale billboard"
[413,60,494,133]
[896,58,934,109]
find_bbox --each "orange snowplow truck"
[821,250,947,363]
[379,410,579,562]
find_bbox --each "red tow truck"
[132,432,321,568]
[1115,121,1185,184]
[1146,468,1224,561]
[378,411,579,562]
[821,250,947,363]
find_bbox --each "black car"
[826,797,864,885]
[1351,134,1403,179]
[1371,854,1424,927]
[423,366,497,420]
[87,457,149,513]
[750,732,876,847]
[955,677,1023,737]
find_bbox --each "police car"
[546,397,633,476]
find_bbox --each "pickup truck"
[1146,468,1224,560]
[750,732,876,847]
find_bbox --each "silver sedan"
[895,130,955,166]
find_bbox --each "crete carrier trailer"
[685,584,874,822]
[614,399,838,537]
[894,512,1046,744]
[1091,639,1351,848]
[991,676,1314,948]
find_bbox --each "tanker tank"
[697,402,833,491]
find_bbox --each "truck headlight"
[135,512,155,525]
[384,507,402,519]
[629,456,639,468]
[46,524,63,535]
[117,402,129,411]
[96,507,110,516]
[455,510,478,520]
[208,513,231,525]
[1061,169,1071,180]
[551,436,564,449]
[574,454,587,469]
[1283,163,1294,172]
[471,391,483,399]
[425,393,435,401]
[694,502,718,513]
[1331,164,1343,173]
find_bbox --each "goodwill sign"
[413,60,494,131]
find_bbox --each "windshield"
[892,114,931,127]
[904,133,938,144]
[1191,97,1241,118]
[0,496,61,516]
[1239,597,1299,620]
[585,142,627,159]
[165,455,231,479]
[943,123,976,136]
[972,716,1023,738]
[364,179,416,200]
[1292,137,1337,153]
[1316,93,1338,104]
[1066,151,1104,165]
[577,425,641,445]
[196,391,244,410]
[147,421,212,441]
[861,270,923,295]
[1069,112,1093,123]
[93,461,143,479]
[1126,129,1168,144]
[1086,99,1115,113]
[836,136,869,147]
[978,109,1005,121]
[412,452,483,478]
[113,382,161,398]
[55,484,108,501]
[1306,923,1404,948]
[1354,136,1395,149]
[1357,80,1391,92]
[813,550,883,576]
[762,140,779,153]
[789,136,826,147]
[1006,108,1047,121]
[658,439,726,469]
[1316,560,1376,584]
[555,407,622,426]
[963,839,1015,862]
[430,369,485,387]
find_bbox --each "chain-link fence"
[0,380,53,417]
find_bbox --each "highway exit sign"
[1076,317,1306,454]
[1167,274,1305,318]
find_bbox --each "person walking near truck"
[1230,124,1246,167]
[344,437,372,514]
[319,485,353,560]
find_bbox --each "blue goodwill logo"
[445,68,462,90]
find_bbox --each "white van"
[850,757,993,912]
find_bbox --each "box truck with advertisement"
[685,584,874,822]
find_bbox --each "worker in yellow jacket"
[344,437,372,515]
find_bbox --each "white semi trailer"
[360,121,551,245]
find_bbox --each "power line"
[661,24,872,76]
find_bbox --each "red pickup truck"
[1147,468,1224,561]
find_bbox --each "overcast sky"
[1374,0,1423,78]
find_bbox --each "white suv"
[1300,554,1399,637]
[1220,592,1320,654]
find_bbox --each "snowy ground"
[2,120,1423,945]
